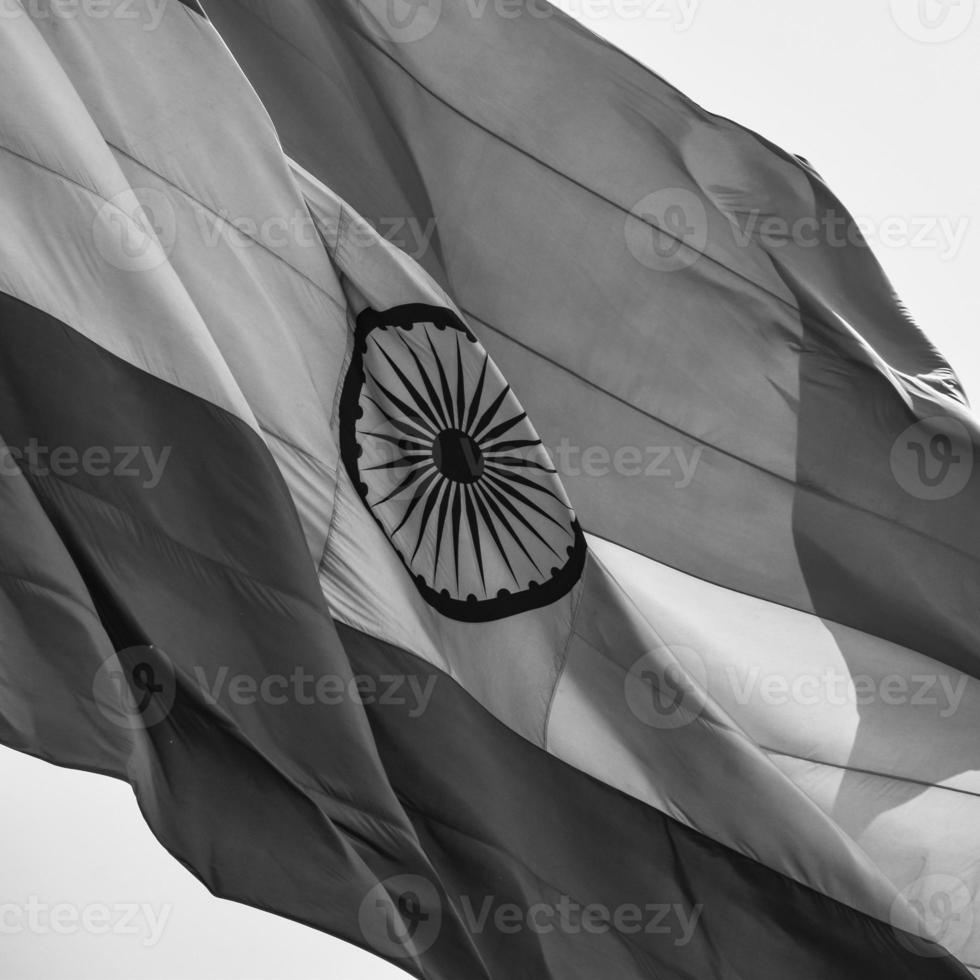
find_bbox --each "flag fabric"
[199,0,980,971]
[0,2,975,979]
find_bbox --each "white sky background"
[1,1,978,977]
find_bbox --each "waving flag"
[199,1,980,972]
[0,0,976,978]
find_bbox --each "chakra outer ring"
[338,303,587,623]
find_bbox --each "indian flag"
[0,1,975,977]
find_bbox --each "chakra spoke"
[464,352,490,434]
[426,332,459,427]
[486,456,557,474]
[396,331,452,429]
[471,384,511,442]
[463,485,487,592]
[483,471,570,536]
[450,483,463,591]
[480,481,559,562]
[363,453,432,472]
[359,430,432,454]
[482,437,542,454]
[455,335,467,433]
[373,339,445,432]
[479,411,527,446]
[391,469,440,538]
[485,465,568,504]
[471,484,524,585]
[364,395,435,444]
[366,370,438,437]
[411,479,449,563]
[432,476,455,579]
[371,462,436,507]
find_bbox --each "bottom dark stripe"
[0,293,968,978]
[343,625,971,979]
